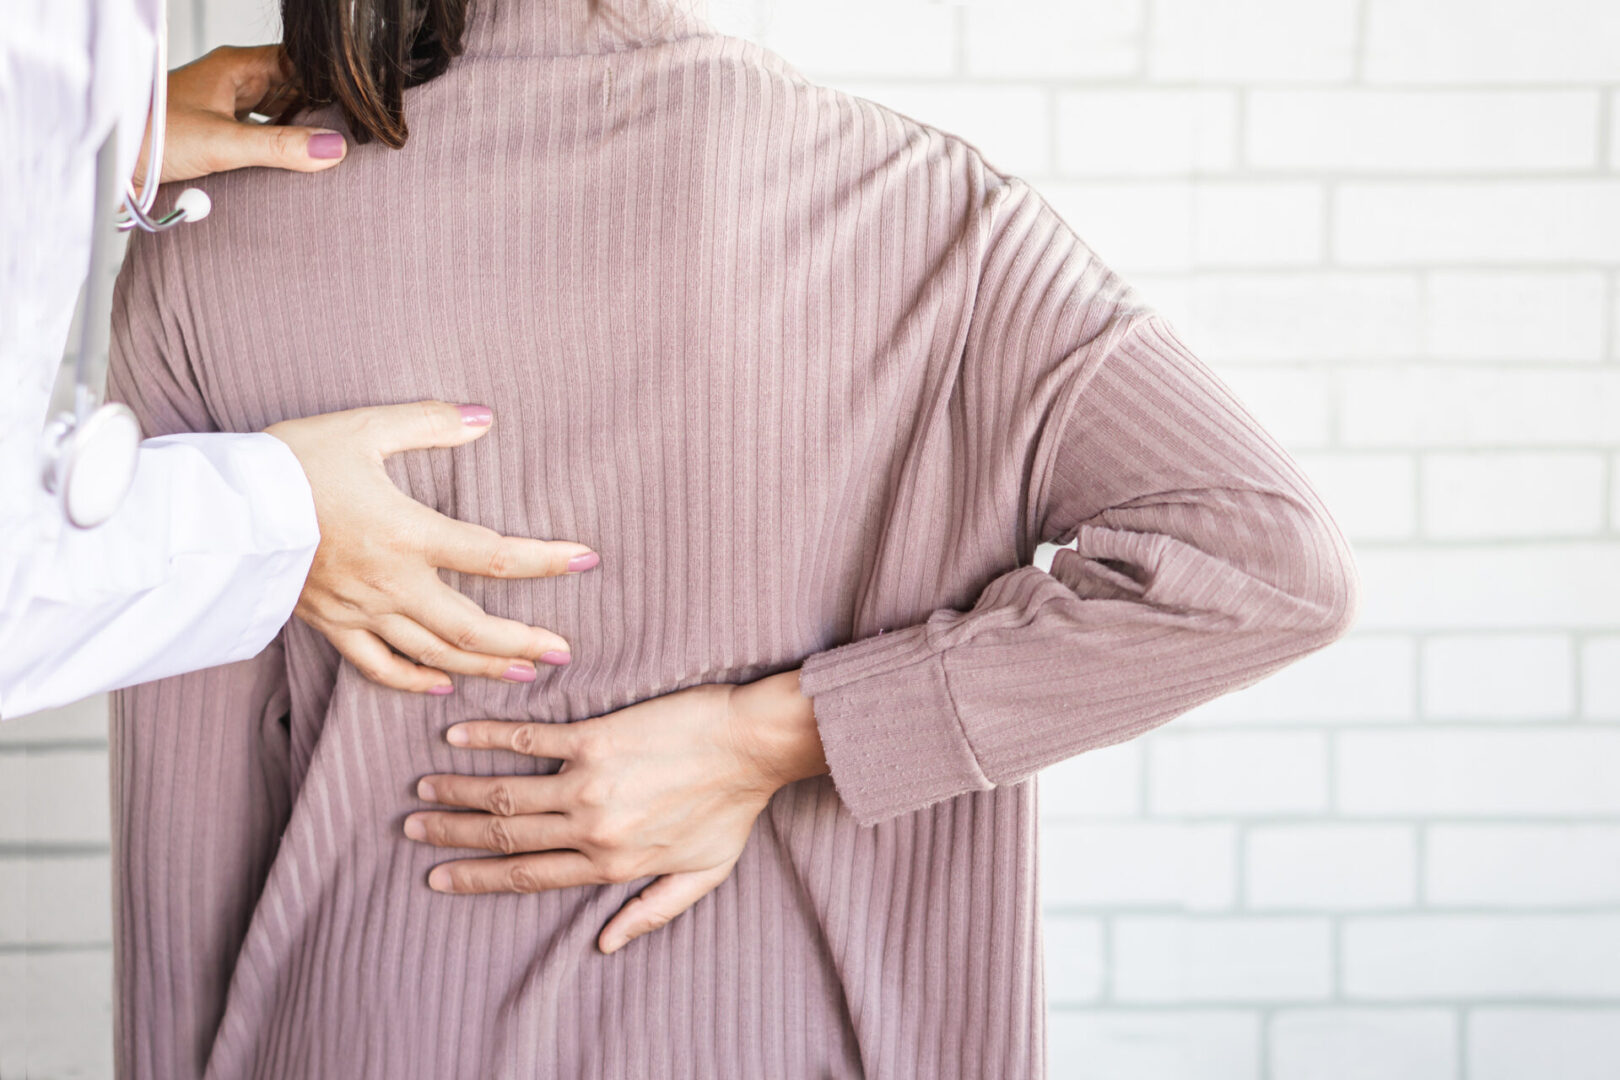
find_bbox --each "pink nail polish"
[427,683,454,696]
[307,131,345,159]
[504,664,537,683]
[540,650,571,666]
[566,551,600,573]
[458,405,493,427]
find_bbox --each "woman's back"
[111,1,1360,1075]
[110,2,1080,1075]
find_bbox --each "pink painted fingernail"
[403,816,427,841]
[504,663,537,683]
[458,404,493,427]
[417,779,437,802]
[540,650,571,666]
[307,131,346,159]
[566,551,600,573]
[427,683,454,696]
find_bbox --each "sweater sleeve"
[797,178,1361,827]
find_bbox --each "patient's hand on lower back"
[403,669,828,953]
[265,400,600,694]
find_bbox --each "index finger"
[445,720,579,758]
[416,509,599,581]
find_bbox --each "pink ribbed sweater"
[107,1,1359,1076]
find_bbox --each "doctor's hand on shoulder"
[134,44,349,191]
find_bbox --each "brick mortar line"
[1046,998,1620,1011]
[1607,454,1619,542]
[1410,442,1428,555]
[1045,906,1620,918]
[0,844,109,857]
[1332,537,1620,550]
[1572,633,1588,721]
[1331,914,1345,1005]
[0,942,111,955]
[1608,270,1619,362]
[1036,169,1620,182]
[1128,262,1620,274]
[1120,721,1611,734]
[1233,87,1249,171]
[1218,358,1620,367]
[1048,1002,1620,1011]
[1258,1004,1276,1080]
[1455,1007,1469,1080]
[1413,821,1429,906]
[0,742,109,755]
[1043,816,1620,826]
[1099,913,1115,1005]
[1120,262,1620,276]
[806,75,1620,93]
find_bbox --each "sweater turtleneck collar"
[459,0,717,60]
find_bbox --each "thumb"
[216,116,348,173]
[598,864,735,955]
[350,401,498,458]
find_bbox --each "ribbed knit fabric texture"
[106,1,1360,1076]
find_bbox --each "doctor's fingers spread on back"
[264,401,599,695]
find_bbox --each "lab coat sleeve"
[0,432,319,720]
[0,220,319,722]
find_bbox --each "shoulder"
[692,33,1017,192]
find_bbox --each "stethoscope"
[39,0,211,529]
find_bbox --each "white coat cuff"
[159,431,320,657]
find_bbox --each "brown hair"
[278,0,474,148]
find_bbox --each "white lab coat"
[0,0,320,719]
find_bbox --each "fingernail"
[307,130,345,159]
[403,816,427,841]
[445,725,469,746]
[428,867,453,892]
[417,779,437,802]
[566,551,600,573]
[504,663,537,683]
[458,404,493,427]
[540,650,571,666]
[600,935,625,954]
[427,683,454,696]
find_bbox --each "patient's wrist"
[730,670,829,790]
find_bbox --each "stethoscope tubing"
[118,0,189,234]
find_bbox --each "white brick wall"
[1271,1009,1456,1080]
[8,0,1619,1076]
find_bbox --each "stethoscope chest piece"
[41,404,141,529]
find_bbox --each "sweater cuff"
[798,625,990,826]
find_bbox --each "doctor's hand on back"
[158,46,599,693]
[0,29,597,718]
